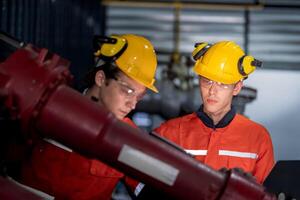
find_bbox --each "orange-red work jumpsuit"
[154,107,275,184]
[20,117,138,200]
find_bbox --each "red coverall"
[154,108,275,184]
[20,118,138,200]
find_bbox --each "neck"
[84,85,104,106]
[197,105,236,128]
[204,107,231,125]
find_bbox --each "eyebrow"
[116,75,147,94]
[117,78,134,88]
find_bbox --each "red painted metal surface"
[0,177,43,200]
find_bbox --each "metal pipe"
[102,0,264,11]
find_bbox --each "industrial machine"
[0,32,276,200]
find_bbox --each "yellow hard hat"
[94,34,158,93]
[192,41,262,84]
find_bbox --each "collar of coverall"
[196,104,236,129]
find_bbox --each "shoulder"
[154,113,198,142]
[154,113,197,132]
[234,114,270,136]
[122,117,138,128]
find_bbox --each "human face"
[99,72,146,120]
[199,76,242,121]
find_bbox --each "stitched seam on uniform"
[219,150,258,159]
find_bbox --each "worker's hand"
[232,167,256,181]
[277,192,296,200]
[219,167,256,182]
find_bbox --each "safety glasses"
[200,76,235,90]
[115,78,146,101]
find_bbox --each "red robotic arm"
[0,32,276,200]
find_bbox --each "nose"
[208,82,217,95]
[126,97,138,110]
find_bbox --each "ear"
[95,70,105,87]
[233,81,243,96]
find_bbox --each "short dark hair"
[83,62,121,89]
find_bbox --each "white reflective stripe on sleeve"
[185,149,207,156]
[118,144,179,186]
[134,182,145,196]
[219,150,258,159]
[43,138,73,153]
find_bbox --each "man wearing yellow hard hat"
[154,41,274,184]
[20,34,158,200]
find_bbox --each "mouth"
[207,98,217,104]
[120,110,129,116]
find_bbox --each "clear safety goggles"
[115,78,146,101]
[200,76,235,90]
